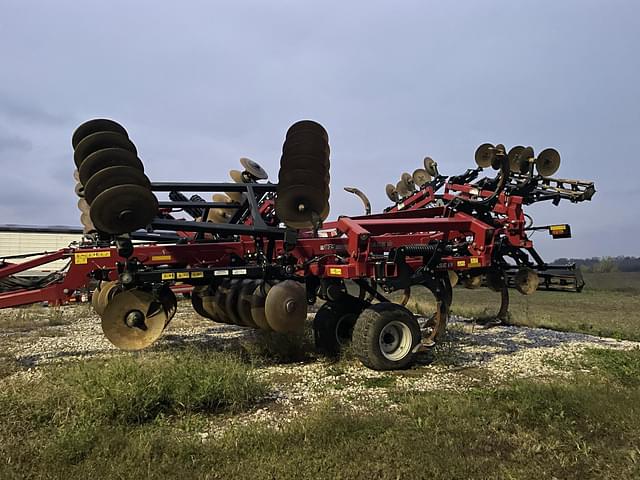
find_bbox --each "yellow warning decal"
[456,260,466,267]
[548,224,571,239]
[74,251,111,265]
[469,257,480,267]
[152,255,173,262]
[177,272,190,279]
[191,271,204,278]
[328,267,343,276]
[161,272,175,280]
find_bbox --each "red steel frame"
[0,178,536,309]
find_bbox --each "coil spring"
[402,244,439,256]
[169,191,205,219]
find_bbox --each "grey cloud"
[0,93,71,126]
[0,132,32,153]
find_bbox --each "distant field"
[411,272,640,341]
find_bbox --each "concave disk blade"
[225,191,245,203]
[202,294,230,323]
[535,148,561,177]
[74,182,85,198]
[385,183,398,202]
[250,283,272,331]
[229,169,246,183]
[507,146,525,172]
[77,198,90,213]
[275,184,329,228]
[224,280,244,326]
[283,201,330,230]
[400,172,415,191]
[412,168,431,187]
[264,280,307,333]
[84,165,150,204]
[93,280,120,316]
[204,210,224,223]
[212,193,233,203]
[237,280,258,328]
[515,268,540,295]
[286,120,329,142]
[90,184,158,234]
[463,275,483,289]
[240,157,268,180]
[280,153,329,173]
[80,212,96,233]
[74,131,136,168]
[514,146,534,173]
[101,289,166,351]
[72,118,128,150]
[475,143,495,168]
[191,286,216,320]
[423,156,438,177]
[212,280,235,324]
[282,138,330,158]
[396,180,410,197]
[79,148,144,185]
[278,168,330,191]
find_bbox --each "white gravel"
[1,303,638,435]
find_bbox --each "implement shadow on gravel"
[414,319,634,368]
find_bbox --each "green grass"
[362,375,396,388]
[411,272,640,341]
[582,272,640,293]
[2,348,640,479]
[0,353,22,379]
[0,349,267,426]
[1,275,639,478]
[578,347,640,387]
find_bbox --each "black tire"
[352,302,421,370]
[313,297,365,356]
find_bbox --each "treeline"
[551,256,640,273]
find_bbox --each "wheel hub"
[125,310,144,328]
[335,313,356,346]
[378,320,412,361]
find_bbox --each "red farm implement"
[0,121,595,370]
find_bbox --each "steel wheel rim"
[378,320,412,361]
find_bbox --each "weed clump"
[242,326,315,365]
[0,349,268,427]
[579,347,640,386]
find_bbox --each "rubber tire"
[352,302,421,371]
[313,298,365,356]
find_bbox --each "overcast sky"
[1,1,638,260]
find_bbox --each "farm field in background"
[408,272,640,341]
